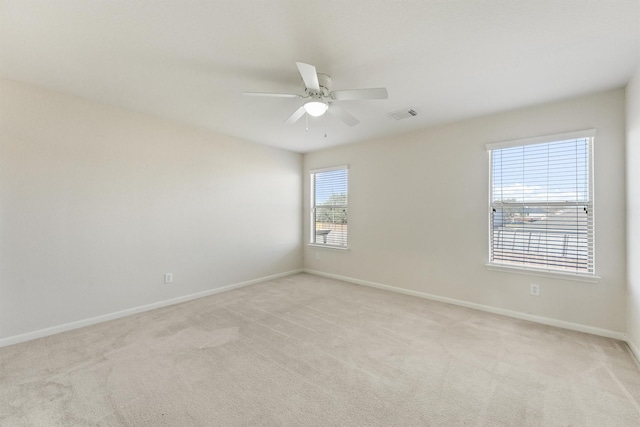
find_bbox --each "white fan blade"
[285,106,306,124]
[330,88,388,101]
[244,92,300,98]
[296,62,320,92]
[328,104,359,127]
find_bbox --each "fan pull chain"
[324,113,327,138]
[305,114,308,132]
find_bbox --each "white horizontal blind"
[311,167,348,247]
[488,133,594,274]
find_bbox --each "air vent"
[388,108,418,120]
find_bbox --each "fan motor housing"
[306,73,332,97]
[317,73,332,90]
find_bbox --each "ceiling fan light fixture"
[304,101,328,117]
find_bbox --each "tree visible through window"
[487,130,594,275]
[311,167,348,247]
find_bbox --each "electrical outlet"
[164,273,173,284]
[530,284,540,296]
[315,252,320,260]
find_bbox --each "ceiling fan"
[244,62,388,127]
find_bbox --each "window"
[310,166,348,247]
[487,130,595,275]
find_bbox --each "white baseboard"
[0,269,302,348]
[304,269,626,341]
[628,339,640,367]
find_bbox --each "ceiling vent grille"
[388,108,418,120]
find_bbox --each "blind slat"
[311,167,348,247]
[489,136,594,274]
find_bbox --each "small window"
[487,130,595,275]
[310,166,348,247]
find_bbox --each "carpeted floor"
[1,273,639,426]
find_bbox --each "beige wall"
[0,77,632,343]
[0,79,302,340]
[627,67,640,355]
[304,89,627,333]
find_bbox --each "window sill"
[485,263,600,283]
[307,243,350,251]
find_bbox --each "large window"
[487,130,594,275]
[310,166,348,247]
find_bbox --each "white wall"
[304,89,627,334]
[0,78,302,340]
[627,68,640,356]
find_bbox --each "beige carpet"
[1,273,639,426]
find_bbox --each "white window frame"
[486,129,597,280]
[310,165,349,249]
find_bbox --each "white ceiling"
[1,1,639,153]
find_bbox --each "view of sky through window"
[314,168,348,204]
[492,138,589,204]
